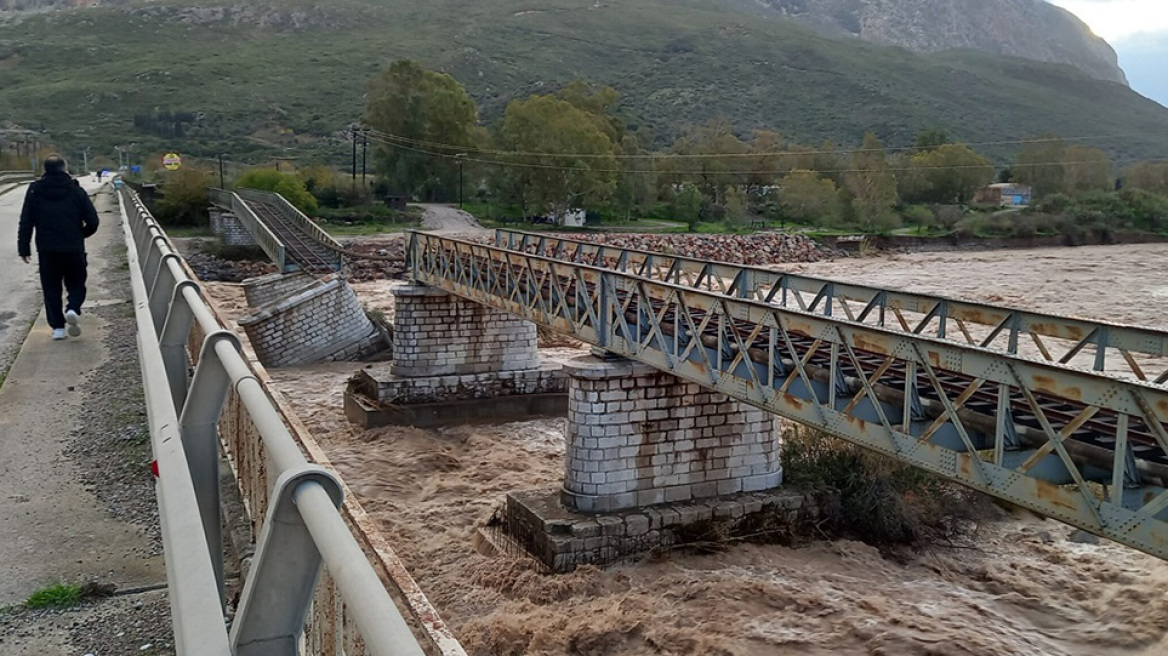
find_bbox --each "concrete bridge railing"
[120,188,462,655]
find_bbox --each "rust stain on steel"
[1030,322,1085,341]
[783,394,804,410]
[852,333,893,356]
[1033,481,1079,513]
[928,351,942,368]
[1031,375,1082,402]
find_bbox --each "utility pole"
[361,129,368,187]
[350,125,358,187]
[455,153,467,209]
[218,154,226,189]
[81,146,89,174]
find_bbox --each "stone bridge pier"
[561,356,783,513]
[344,283,567,427]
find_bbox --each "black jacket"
[17,172,100,258]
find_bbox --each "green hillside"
[1,0,1166,165]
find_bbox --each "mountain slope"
[732,0,1127,85]
[0,0,1164,165]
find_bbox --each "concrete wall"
[209,208,257,247]
[390,284,539,377]
[562,356,782,513]
[238,275,385,368]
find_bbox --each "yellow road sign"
[163,153,182,171]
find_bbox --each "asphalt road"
[0,179,103,376]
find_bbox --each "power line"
[364,127,1157,161]
[364,131,1162,176]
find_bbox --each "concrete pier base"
[498,488,823,573]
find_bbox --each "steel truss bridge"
[406,229,1168,559]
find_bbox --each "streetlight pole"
[218,154,226,189]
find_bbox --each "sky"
[1047,0,1168,106]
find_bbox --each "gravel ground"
[64,240,161,556]
[0,591,173,655]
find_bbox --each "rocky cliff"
[736,0,1127,84]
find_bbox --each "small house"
[975,183,1032,207]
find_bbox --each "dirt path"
[419,204,489,237]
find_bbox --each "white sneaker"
[65,310,81,337]
[52,328,67,341]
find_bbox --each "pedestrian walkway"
[0,187,168,653]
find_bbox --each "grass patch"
[25,583,83,610]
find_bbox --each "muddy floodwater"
[241,242,1168,656]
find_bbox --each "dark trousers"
[38,252,88,329]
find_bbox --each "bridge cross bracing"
[408,230,1168,560]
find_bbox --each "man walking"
[17,155,100,341]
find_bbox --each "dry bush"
[780,424,997,549]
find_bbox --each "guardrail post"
[148,253,183,336]
[230,467,344,654]
[178,330,244,605]
[159,281,200,414]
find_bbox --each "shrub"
[781,426,993,548]
[1036,193,1073,214]
[237,168,319,213]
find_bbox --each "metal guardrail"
[120,187,428,655]
[209,187,288,272]
[495,229,1168,385]
[411,231,1168,560]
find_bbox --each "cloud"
[1113,31,1168,106]
[1048,0,1168,40]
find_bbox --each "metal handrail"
[120,187,427,655]
[209,187,288,272]
[494,228,1168,384]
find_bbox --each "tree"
[1063,145,1114,194]
[1124,161,1168,195]
[662,117,748,204]
[500,94,618,219]
[237,168,319,212]
[904,143,994,204]
[1014,136,1067,198]
[674,182,703,231]
[779,170,840,226]
[613,133,656,220]
[844,132,899,232]
[913,128,950,152]
[155,167,214,227]
[364,60,480,201]
[724,186,748,228]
